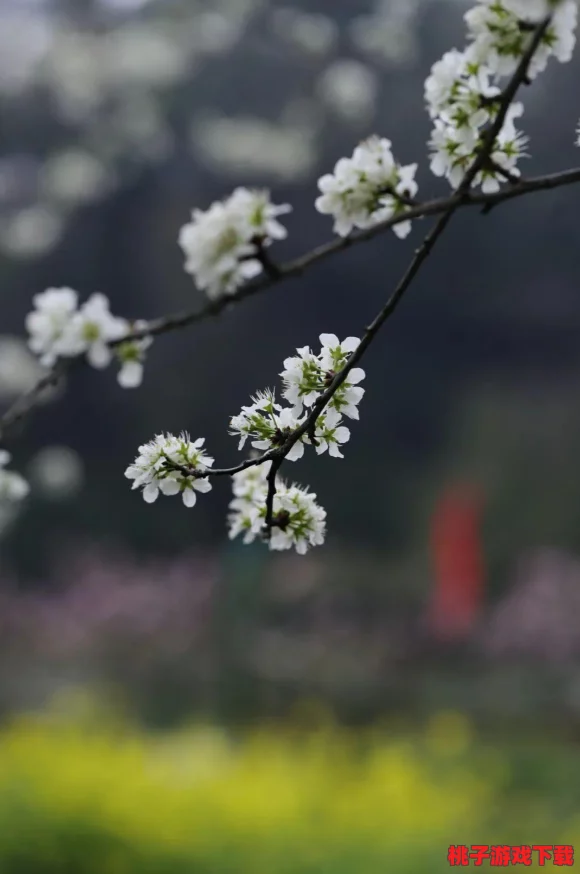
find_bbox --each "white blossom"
[228,464,326,554]
[269,482,327,554]
[429,121,479,188]
[476,104,529,191]
[424,50,473,120]
[25,287,79,368]
[25,288,148,382]
[429,101,528,191]
[425,50,499,129]
[115,320,153,389]
[231,460,270,505]
[425,0,576,192]
[465,0,577,80]
[325,370,366,422]
[280,334,365,421]
[178,187,291,299]
[315,136,418,238]
[227,462,270,545]
[319,333,360,370]
[504,0,573,19]
[0,450,29,503]
[125,433,213,508]
[306,408,351,458]
[59,293,128,369]
[229,390,306,461]
[281,345,327,412]
[229,389,281,450]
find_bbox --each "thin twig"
[0,361,68,438]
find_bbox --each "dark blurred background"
[0,2,580,869]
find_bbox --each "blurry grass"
[0,693,578,873]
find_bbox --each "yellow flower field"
[0,698,578,873]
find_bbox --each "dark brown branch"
[263,456,284,537]
[163,449,284,536]
[163,448,283,481]
[254,243,282,279]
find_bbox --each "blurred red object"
[428,484,485,640]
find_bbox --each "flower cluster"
[178,187,291,299]
[127,333,363,553]
[315,136,418,238]
[229,390,307,462]
[25,288,152,388]
[228,463,326,554]
[124,433,213,508]
[281,333,365,425]
[466,0,577,79]
[425,0,576,191]
[230,334,364,463]
[0,450,29,504]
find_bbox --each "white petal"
[482,176,500,194]
[117,361,143,388]
[143,483,159,503]
[286,441,304,462]
[239,259,263,280]
[182,488,197,508]
[87,343,112,370]
[319,333,339,347]
[323,408,342,428]
[159,478,180,496]
[347,368,365,384]
[393,220,412,239]
[193,478,212,493]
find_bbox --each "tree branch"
[181,15,555,497]
[0,25,575,450]
[281,17,552,452]
[117,169,580,347]
[150,15,570,527]
[0,361,67,439]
